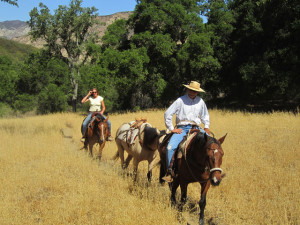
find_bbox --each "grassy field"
[0,109,299,224]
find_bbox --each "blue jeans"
[166,125,205,168]
[81,112,111,136]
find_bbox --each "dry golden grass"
[0,110,299,224]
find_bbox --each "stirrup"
[106,136,113,141]
[162,168,173,183]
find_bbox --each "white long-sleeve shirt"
[164,94,210,131]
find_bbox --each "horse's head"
[143,125,165,150]
[95,116,109,142]
[204,133,227,186]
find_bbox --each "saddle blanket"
[117,121,151,145]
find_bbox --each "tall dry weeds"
[0,110,299,224]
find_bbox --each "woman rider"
[81,88,113,141]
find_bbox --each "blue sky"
[0,0,137,22]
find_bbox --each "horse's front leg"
[132,157,139,182]
[124,154,133,169]
[199,182,210,225]
[88,141,93,157]
[179,182,188,211]
[97,142,105,164]
[116,142,125,169]
[147,155,158,183]
[147,170,152,182]
[171,178,179,206]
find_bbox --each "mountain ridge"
[0,11,132,48]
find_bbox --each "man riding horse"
[162,81,210,182]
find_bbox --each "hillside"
[0,20,30,39]
[0,37,37,62]
[9,12,132,48]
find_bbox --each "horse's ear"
[104,116,109,122]
[218,133,227,144]
[156,128,160,135]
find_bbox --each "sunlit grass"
[0,110,299,224]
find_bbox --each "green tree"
[204,0,234,97]
[94,46,150,110]
[0,56,18,105]
[79,63,119,112]
[28,0,98,112]
[260,0,300,102]
[1,0,18,6]
[224,0,300,104]
[101,0,219,109]
[16,50,70,113]
[37,83,67,114]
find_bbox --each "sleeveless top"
[89,96,103,112]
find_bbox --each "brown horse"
[82,113,109,162]
[159,131,227,225]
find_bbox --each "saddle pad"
[126,128,139,144]
[117,121,151,145]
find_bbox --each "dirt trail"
[60,127,79,151]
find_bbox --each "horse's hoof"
[199,218,204,225]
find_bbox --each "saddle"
[125,118,148,145]
[91,112,105,121]
[160,128,201,176]
[82,113,105,139]
[177,129,200,159]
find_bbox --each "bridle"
[182,134,224,183]
[206,138,223,174]
[95,118,107,142]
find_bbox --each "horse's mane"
[143,125,158,146]
[193,132,207,149]
[94,113,105,122]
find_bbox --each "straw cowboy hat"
[183,81,205,92]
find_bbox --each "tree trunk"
[69,62,79,112]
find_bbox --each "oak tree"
[28,0,97,111]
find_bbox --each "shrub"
[0,102,14,117]
[37,84,67,114]
[13,94,36,113]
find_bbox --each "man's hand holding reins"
[171,128,183,134]
[204,128,210,135]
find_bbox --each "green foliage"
[99,0,218,108]
[95,46,150,110]
[2,0,298,114]
[0,56,18,104]
[0,38,37,63]
[1,0,18,6]
[17,50,70,95]
[13,94,36,113]
[79,64,119,112]
[37,84,67,114]
[102,19,128,49]
[0,103,14,117]
[28,0,98,111]
[223,0,300,102]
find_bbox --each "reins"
[183,134,223,183]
